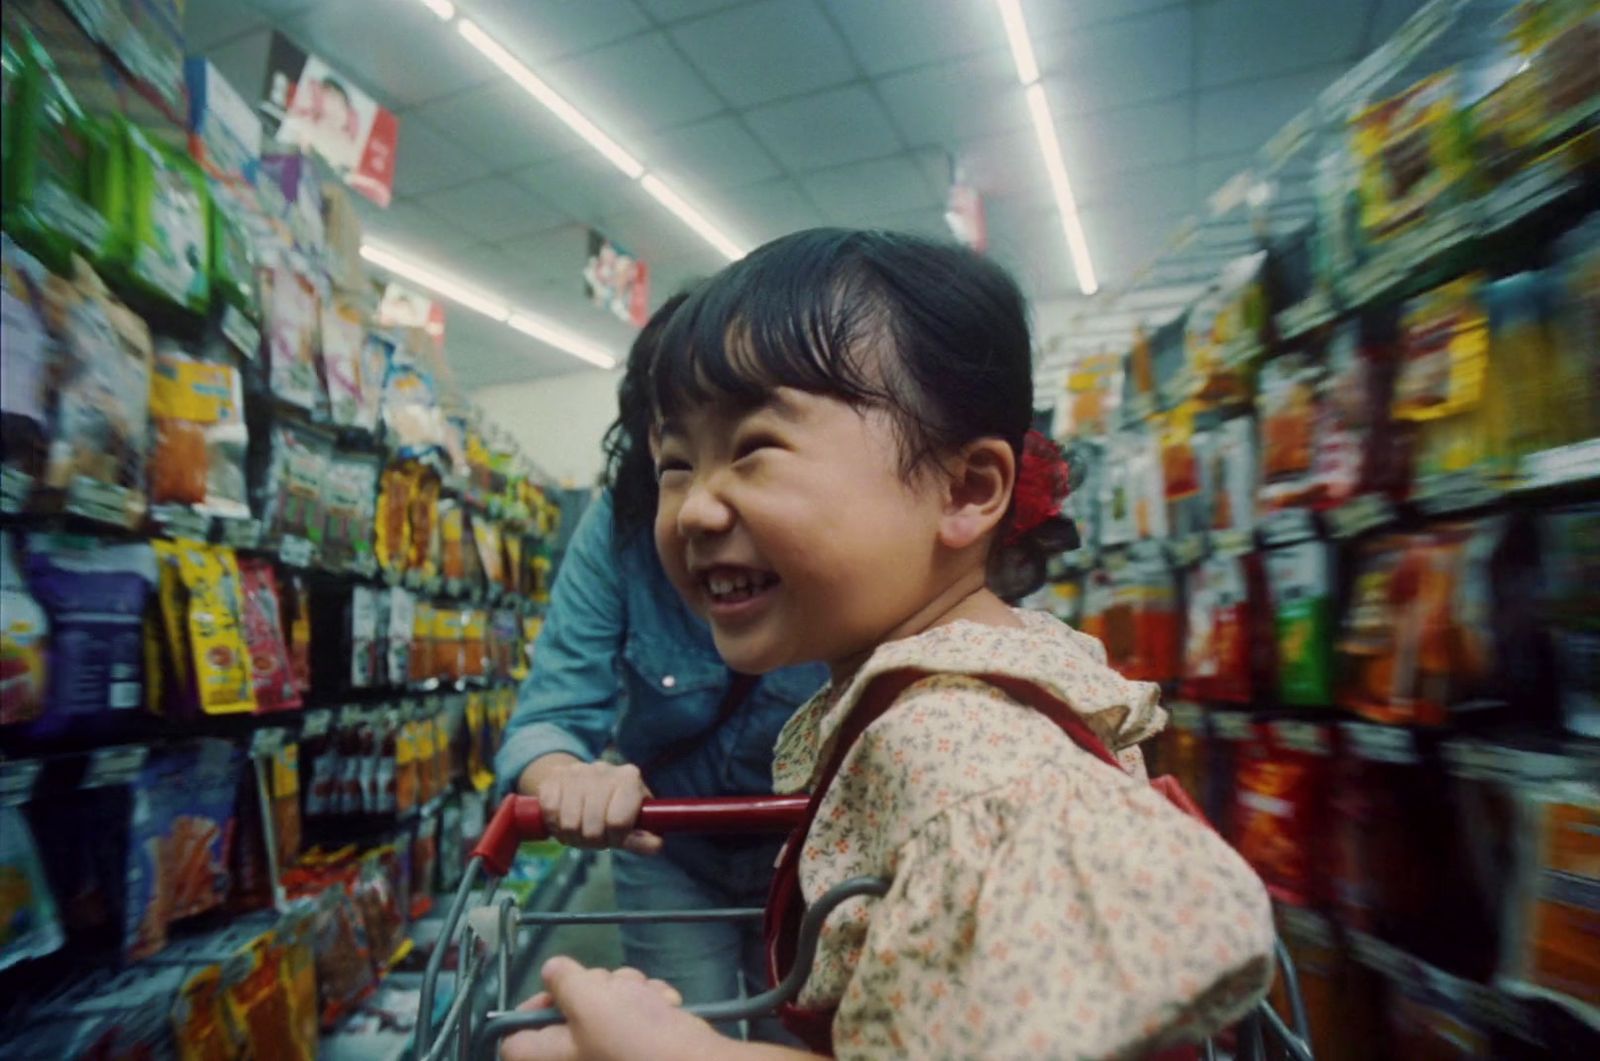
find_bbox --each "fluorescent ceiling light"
[508,314,617,370]
[995,0,1039,85]
[1025,84,1098,295]
[456,18,644,180]
[640,176,747,261]
[996,0,1098,297]
[415,0,455,20]
[362,242,619,369]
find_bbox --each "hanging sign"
[261,34,399,207]
[945,168,988,253]
[583,231,650,327]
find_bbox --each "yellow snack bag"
[174,542,256,714]
[172,963,238,1061]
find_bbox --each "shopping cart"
[418,795,1316,1061]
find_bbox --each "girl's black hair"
[649,228,1075,600]
[602,290,693,542]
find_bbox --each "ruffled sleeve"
[828,764,1275,1060]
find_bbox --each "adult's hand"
[519,755,663,855]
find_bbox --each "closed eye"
[655,458,691,481]
[734,433,783,462]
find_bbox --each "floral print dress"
[770,610,1275,1060]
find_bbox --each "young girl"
[504,230,1275,1060]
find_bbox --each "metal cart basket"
[418,795,1314,1061]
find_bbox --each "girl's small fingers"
[611,966,647,984]
[515,991,554,1012]
[647,979,684,1006]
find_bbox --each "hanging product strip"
[1037,1,1600,1057]
[0,1,571,1057]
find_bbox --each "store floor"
[514,852,625,1000]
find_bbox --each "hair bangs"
[649,230,893,426]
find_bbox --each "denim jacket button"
[662,675,676,689]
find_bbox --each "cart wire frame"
[418,795,1315,1061]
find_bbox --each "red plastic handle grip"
[472,795,809,876]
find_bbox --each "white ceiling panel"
[595,204,729,272]
[1058,98,1194,185]
[1072,161,1198,216]
[413,178,569,242]
[1036,4,1195,117]
[183,1,266,51]
[716,178,828,245]
[390,121,496,198]
[465,0,654,64]
[404,82,586,174]
[1196,0,1371,88]
[240,0,317,18]
[1022,0,1188,37]
[670,0,857,107]
[876,48,1024,146]
[200,27,274,110]
[633,115,782,190]
[871,204,950,241]
[278,0,492,109]
[514,151,653,226]
[495,225,598,296]
[358,198,481,257]
[635,0,753,23]
[745,85,905,173]
[818,0,1002,78]
[801,154,940,226]
[543,31,725,141]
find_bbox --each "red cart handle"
[473,794,809,875]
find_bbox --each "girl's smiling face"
[653,387,946,678]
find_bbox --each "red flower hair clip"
[1007,430,1072,545]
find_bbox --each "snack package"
[172,964,239,1061]
[1540,505,1600,737]
[115,122,210,314]
[1099,430,1167,545]
[148,343,241,510]
[388,588,415,686]
[375,463,415,576]
[271,741,304,871]
[1546,217,1600,446]
[1393,276,1496,486]
[153,540,256,716]
[1485,272,1564,469]
[321,294,368,429]
[238,558,301,712]
[223,934,299,1061]
[382,358,449,459]
[410,807,438,919]
[1257,351,1324,512]
[1,238,54,498]
[1057,350,1123,437]
[1091,559,1179,683]
[352,849,406,969]
[1158,406,1205,540]
[208,191,262,348]
[1233,722,1334,907]
[1350,71,1473,243]
[1203,417,1257,540]
[439,500,467,583]
[25,535,157,719]
[0,805,66,971]
[41,259,155,526]
[0,531,50,725]
[263,256,323,411]
[1180,553,1262,704]
[300,875,377,1028]
[261,420,333,553]
[3,32,115,270]
[1315,316,1414,505]
[407,471,442,579]
[1267,541,1336,707]
[320,452,381,574]
[356,332,393,435]
[350,586,380,689]
[283,572,313,694]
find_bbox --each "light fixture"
[415,0,455,20]
[456,19,645,180]
[640,176,748,261]
[995,1,1098,296]
[361,242,619,369]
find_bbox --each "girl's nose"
[677,475,735,537]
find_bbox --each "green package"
[1268,541,1336,707]
[113,121,211,315]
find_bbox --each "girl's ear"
[938,437,1016,550]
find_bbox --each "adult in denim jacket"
[495,296,827,1039]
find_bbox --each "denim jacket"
[495,491,828,884]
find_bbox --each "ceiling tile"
[745,85,904,173]
[950,126,1050,209]
[242,0,319,18]
[819,0,1002,77]
[1196,0,1368,89]
[414,178,568,242]
[1022,0,1187,37]
[872,204,951,241]
[464,0,653,64]
[1196,64,1346,158]
[185,1,266,52]
[633,115,781,190]
[1072,161,1198,215]
[634,0,752,24]
[876,48,1025,147]
[405,82,585,174]
[514,152,651,226]
[202,28,274,114]
[1059,98,1193,185]
[390,121,495,198]
[800,154,939,226]
[1035,4,1194,117]
[496,225,597,297]
[360,199,481,256]
[1366,0,1430,50]
[593,207,728,273]
[543,31,724,141]
[1192,152,1260,205]
[715,178,827,245]
[670,0,857,107]
[278,0,493,109]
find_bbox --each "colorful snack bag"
[0,531,50,725]
[1158,406,1205,539]
[303,877,376,1028]
[320,452,381,574]
[439,499,467,583]
[1267,541,1336,707]
[1257,351,1324,512]
[263,256,323,412]
[1180,553,1258,704]
[271,741,303,871]
[223,934,299,1061]
[1206,417,1256,539]
[1233,721,1334,907]
[170,542,256,715]
[320,293,367,429]
[1540,505,1600,738]
[172,964,239,1061]
[350,586,380,690]
[1546,217,1600,446]
[115,122,211,314]
[25,535,157,719]
[375,462,415,576]
[1,238,54,499]
[0,805,65,971]
[261,420,333,553]
[148,344,242,509]
[1392,276,1495,486]
[238,558,301,712]
[1350,72,1472,242]
[388,588,415,686]
[283,572,313,694]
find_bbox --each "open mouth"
[700,565,780,606]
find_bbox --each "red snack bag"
[1232,720,1335,908]
[239,558,301,712]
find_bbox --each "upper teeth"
[708,571,765,595]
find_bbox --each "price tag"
[279,536,316,568]
[1518,438,1600,492]
[84,745,149,789]
[1167,701,1205,732]
[67,477,142,529]
[1275,292,1337,341]
[303,709,333,738]
[1326,494,1395,540]
[150,504,211,542]
[1416,470,1501,515]
[221,305,262,360]
[1261,508,1316,546]
[1271,721,1332,756]
[1166,535,1208,568]
[0,760,44,806]
[1480,159,1578,233]
[217,517,263,550]
[1342,722,1420,764]
[1212,713,1256,742]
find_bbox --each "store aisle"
[515,853,625,1000]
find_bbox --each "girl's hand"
[499,958,716,1061]
[533,759,662,855]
